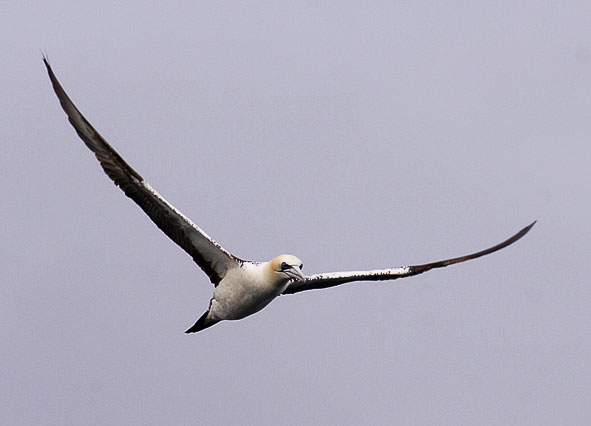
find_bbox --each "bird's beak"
[284,266,305,282]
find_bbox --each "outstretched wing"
[283,221,535,294]
[44,58,242,285]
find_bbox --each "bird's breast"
[210,263,286,320]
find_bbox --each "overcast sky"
[3,2,591,425]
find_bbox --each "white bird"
[44,58,535,333]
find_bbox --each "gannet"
[44,58,535,333]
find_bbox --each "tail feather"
[185,310,220,334]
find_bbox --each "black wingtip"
[42,54,58,86]
[41,51,50,67]
[520,220,537,236]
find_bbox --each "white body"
[210,262,290,320]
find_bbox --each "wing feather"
[44,58,241,285]
[283,221,535,294]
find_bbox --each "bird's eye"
[299,264,303,270]
[281,261,289,270]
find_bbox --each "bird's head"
[269,254,305,283]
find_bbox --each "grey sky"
[3,1,591,425]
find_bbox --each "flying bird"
[44,58,535,333]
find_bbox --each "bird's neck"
[262,262,289,288]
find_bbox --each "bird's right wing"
[44,58,242,285]
[283,221,535,294]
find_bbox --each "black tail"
[185,310,220,334]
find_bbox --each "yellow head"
[268,254,305,283]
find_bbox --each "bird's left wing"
[44,58,242,285]
[283,221,535,295]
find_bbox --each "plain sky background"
[2,2,591,425]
